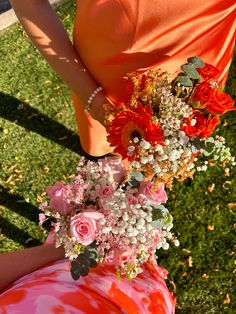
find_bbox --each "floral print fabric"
[0,259,175,313]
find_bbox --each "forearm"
[10,0,98,104]
[0,244,65,293]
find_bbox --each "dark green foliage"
[177,73,193,87]
[0,1,235,312]
[187,56,205,68]
[181,64,201,80]
[177,56,204,86]
[88,258,98,268]
[70,250,98,280]
[71,261,81,280]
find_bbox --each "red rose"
[201,115,221,138]
[192,82,215,108]
[205,89,236,115]
[197,63,220,80]
[181,111,220,138]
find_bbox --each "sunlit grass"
[0,1,235,312]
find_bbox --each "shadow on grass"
[0,216,41,247]
[0,185,39,222]
[0,92,83,154]
[0,186,42,246]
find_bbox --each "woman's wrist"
[87,91,107,125]
[44,244,65,262]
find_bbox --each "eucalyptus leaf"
[88,259,98,268]
[84,249,97,260]
[152,205,169,221]
[77,254,89,267]
[181,64,200,79]
[177,74,193,87]
[71,262,81,280]
[151,220,163,229]
[71,260,78,270]
[206,142,215,151]
[187,56,205,68]
[80,265,89,277]
[152,205,173,229]
[133,172,144,182]
[128,177,140,187]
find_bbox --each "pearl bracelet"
[84,86,103,114]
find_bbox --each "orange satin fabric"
[73,0,236,156]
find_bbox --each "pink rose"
[70,210,104,245]
[126,193,139,205]
[98,156,126,184]
[137,181,167,205]
[97,185,115,198]
[46,182,73,215]
[105,247,136,267]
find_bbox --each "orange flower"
[197,63,220,80]
[181,111,220,138]
[107,103,164,160]
[192,82,215,108]
[205,89,235,115]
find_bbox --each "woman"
[1,0,235,312]
[9,0,236,157]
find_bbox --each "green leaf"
[152,205,168,221]
[128,177,140,187]
[71,262,81,280]
[88,259,98,268]
[187,56,205,68]
[77,253,89,267]
[181,64,201,79]
[193,137,215,156]
[177,74,193,87]
[84,249,98,260]
[192,101,201,108]
[80,265,89,277]
[151,205,173,229]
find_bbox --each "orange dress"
[72,0,236,156]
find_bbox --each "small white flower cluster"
[210,136,235,164]
[194,136,235,172]
[129,129,195,184]
[158,86,192,131]
[96,188,177,278]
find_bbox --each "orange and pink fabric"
[0,260,175,313]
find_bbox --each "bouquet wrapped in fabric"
[106,56,235,188]
[39,156,179,280]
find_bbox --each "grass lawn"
[0,1,235,313]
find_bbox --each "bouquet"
[106,56,235,188]
[39,156,179,280]
[39,56,235,281]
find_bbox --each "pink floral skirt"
[0,259,175,313]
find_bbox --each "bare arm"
[10,0,106,123]
[0,244,65,293]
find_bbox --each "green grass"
[0,1,235,312]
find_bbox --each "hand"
[90,92,121,126]
[89,92,113,126]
